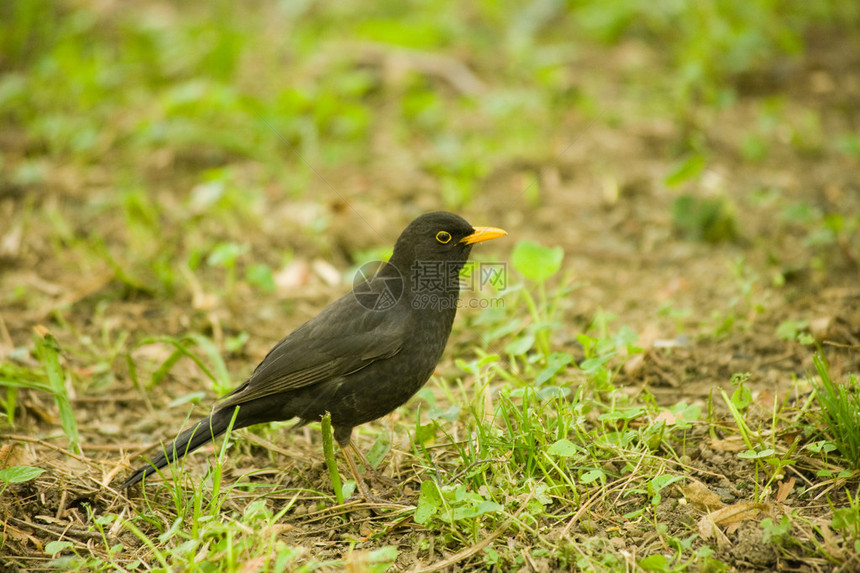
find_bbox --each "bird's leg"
[334,425,396,503]
[350,442,374,471]
[338,442,375,502]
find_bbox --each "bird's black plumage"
[120,212,506,492]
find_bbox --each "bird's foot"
[350,474,409,508]
[360,468,399,490]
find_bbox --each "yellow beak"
[460,226,508,245]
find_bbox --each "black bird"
[120,211,506,498]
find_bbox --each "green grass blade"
[34,326,81,455]
[320,412,343,504]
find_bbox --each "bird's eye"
[435,231,452,244]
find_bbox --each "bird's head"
[390,211,507,270]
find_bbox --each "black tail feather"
[120,408,235,489]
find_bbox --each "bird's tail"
[120,406,238,489]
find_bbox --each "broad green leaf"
[415,480,442,524]
[207,242,248,267]
[738,448,774,459]
[639,554,668,571]
[246,263,275,292]
[535,352,574,385]
[365,429,391,470]
[547,438,580,457]
[0,466,45,483]
[511,240,563,282]
[580,469,605,484]
[665,153,706,186]
[505,332,535,356]
[45,541,74,556]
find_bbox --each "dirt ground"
[1,19,860,573]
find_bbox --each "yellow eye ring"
[436,231,452,244]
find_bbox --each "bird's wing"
[217,293,406,408]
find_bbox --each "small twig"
[11,516,101,542]
[562,486,608,538]
[1,434,93,467]
[71,395,146,403]
[301,509,416,537]
[300,499,414,525]
[240,431,295,458]
[82,443,150,451]
[822,340,860,350]
[55,489,68,520]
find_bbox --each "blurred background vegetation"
[2,0,858,298]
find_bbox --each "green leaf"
[365,430,391,470]
[511,240,564,282]
[547,438,580,457]
[670,401,702,426]
[168,391,206,408]
[535,352,574,385]
[650,474,684,492]
[245,263,275,292]
[580,353,614,374]
[341,480,356,499]
[207,242,248,267]
[665,153,706,186]
[363,546,398,573]
[415,480,442,524]
[186,333,231,389]
[34,329,80,455]
[639,553,668,572]
[776,319,807,340]
[505,332,535,356]
[0,376,51,392]
[0,466,45,483]
[738,448,774,459]
[414,422,437,445]
[150,348,183,388]
[671,194,738,243]
[476,501,503,516]
[731,384,752,411]
[45,540,74,556]
[580,469,605,484]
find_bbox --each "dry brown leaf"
[679,479,723,511]
[754,389,775,409]
[725,521,742,535]
[240,555,269,573]
[0,442,36,468]
[0,223,23,259]
[809,316,832,339]
[776,478,796,502]
[5,523,43,551]
[345,550,375,573]
[709,437,747,452]
[312,258,341,287]
[623,352,646,376]
[275,258,310,291]
[698,502,770,540]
